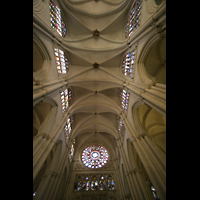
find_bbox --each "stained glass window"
[64,116,73,141]
[91,179,95,190]
[60,88,72,112]
[77,181,81,191]
[82,181,86,191]
[99,180,103,190]
[146,180,160,199]
[81,145,109,169]
[122,50,136,77]
[86,180,90,191]
[125,0,142,38]
[117,116,125,142]
[49,0,66,37]
[54,48,69,74]
[120,89,130,113]
[68,139,75,162]
[74,174,115,191]
[111,180,115,190]
[107,180,115,190]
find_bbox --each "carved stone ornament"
[93,29,100,36]
[75,162,84,170]
[93,62,99,68]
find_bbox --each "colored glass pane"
[60,88,72,112]
[49,0,66,37]
[81,145,109,169]
[117,116,125,142]
[64,116,73,141]
[119,89,130,113]
[125,0,142,38]
[54,48,69,74]
[122,50,136,77]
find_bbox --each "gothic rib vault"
[33,0,166,199]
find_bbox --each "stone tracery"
[81,145,109,169]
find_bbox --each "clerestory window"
[54,48,70,75]
[122,50,136,77]
[60,88,72,112]
[119,89,130,113]
[49,0,66,37]
[125,0,142,38]
[68,139,75,162]
[64,116,73,142]
[117,116,125,142]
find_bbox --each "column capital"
[127,137,136,143]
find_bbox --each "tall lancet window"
[54,48,69,74]
[49,0,66,37]
[120,89,130,113]
[64,116,73,142]
[60,88,72,112]
[117,116,125,142]
[122,50,136,77]
[68,139,75,162]
[125,0,142,38]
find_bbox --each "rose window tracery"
[81,145,109,169]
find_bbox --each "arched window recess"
[33,32,51,83]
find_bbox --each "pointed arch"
[33,31,51,83]
[137,32,166,86]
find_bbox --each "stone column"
[139,134,166,180]
[114,160,125,199]
[34,141,62,200]
[130,138,166,200]
[127,139,153,200]
[116,138,138,200]
[143,134,166,171]
[33,112,70,180]
[48,138,73,200]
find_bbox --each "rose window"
[81,145,109,169]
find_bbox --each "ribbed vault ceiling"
[59,0,130,156]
